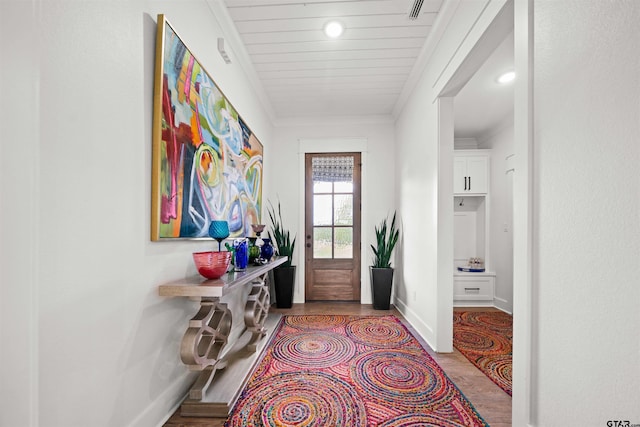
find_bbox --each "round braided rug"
[272,330,357,368]
[453,310,513,396]
[459,311,512,330]
[475,354,512,391]
[284,314,349,329]
[350,349,453,412]
[227,315,489,426]
[453,325,511,355]
[227,371,367,426]
[378,412,475,426]
[345,316,413,348]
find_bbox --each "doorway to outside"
[304,153,361,301]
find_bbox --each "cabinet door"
[453,157,468,193]
[466,157,488,194]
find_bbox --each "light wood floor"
[164,303,512,427]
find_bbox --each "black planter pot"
[273,266,296,308]
[370,267,394,310]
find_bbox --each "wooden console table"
[159,256,287,417]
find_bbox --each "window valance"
[312,156,354,183]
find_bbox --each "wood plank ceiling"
[223,0,444,119]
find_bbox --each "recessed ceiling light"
[497,71,516,84]
[324,21,344,39]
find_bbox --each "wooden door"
[304,153,361,301]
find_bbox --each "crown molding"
[274,114,395,128]
[392,0,461,119]
[205,0,276,125]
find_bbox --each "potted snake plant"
[370,211,400,310]
[267,199,297,308]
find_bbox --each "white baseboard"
[493,296,513,314]
[128,372,195,427]
[393,296,437,351]
[453,301,494,308]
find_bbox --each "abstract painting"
[151,15,263,240]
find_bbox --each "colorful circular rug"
[226,315,488,426]
[272,330,357,369]
[229,371,367,426]
[345,316,414,348]
[350,349,454,412]
[453,310,513,395]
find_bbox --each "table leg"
[179,299,232,400]
[243,272,271,352]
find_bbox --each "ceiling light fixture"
[497,71,516,84]
[324,21,344,39]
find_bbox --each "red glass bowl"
[192,251,232,280]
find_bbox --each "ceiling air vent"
[408,0,424,20]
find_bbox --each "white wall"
[394,0,510,351]
[0,1,274,426]
[0,3,40,426]
[481,120,514,313]
[268,118,396,304]
[531,1,640,424]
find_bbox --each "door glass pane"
[313,181,332,193]
[313,227,332,258]
[313,195,332,226]
[334,181,353,193]
[334,228,353,258]
[334,194,353,226]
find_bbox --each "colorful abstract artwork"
[151,15,263,240]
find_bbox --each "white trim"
[512,0,534,424]
[453,301,495,308]
[394,296,437,350]
[275,115,394,128]
[430,0,533,423]
[436,97,455,352]
[435,0,513,100]
[493,295,513,314]
[297,138,369,304]
[454,137,479,149]
[204,0,276,124]
[393,0,460,118]
[151,373,197,427]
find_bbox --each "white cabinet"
[453,149,494,306]
[454,154,488,194]
[453,272,495,306]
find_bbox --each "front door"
[304,153,361,301]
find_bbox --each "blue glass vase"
[261,238,274,261]
[233,239,249,271]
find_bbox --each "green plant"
[267,199,297,267]
[371,211,400,268]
